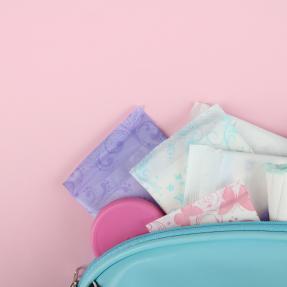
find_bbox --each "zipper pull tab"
[70,266,86,287]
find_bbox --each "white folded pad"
[184,145,287,219]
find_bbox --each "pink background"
[0,1,287,286]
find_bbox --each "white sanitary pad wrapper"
[131,102,287,214]
[184,145,287,220]
[131,105,252,213]
[265,163,287,221]
[191,102,287,156]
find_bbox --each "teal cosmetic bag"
[77,222,287,287]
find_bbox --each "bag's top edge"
[79,221,287,287]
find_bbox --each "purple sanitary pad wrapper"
[64,107,167,215]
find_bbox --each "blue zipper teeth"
[80,221,287,285]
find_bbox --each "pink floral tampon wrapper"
[146,183,260,232]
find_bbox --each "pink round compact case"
[91,198,164,256]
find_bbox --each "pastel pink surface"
[91,198,164,256]
[1,1,287,287]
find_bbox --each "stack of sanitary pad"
[64,103,287,232]
[131,103,287,226]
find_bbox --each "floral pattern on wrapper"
[146,183,260,232]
